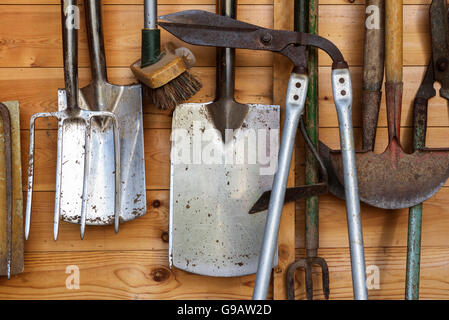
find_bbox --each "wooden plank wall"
[0,0,447,300]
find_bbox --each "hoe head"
[328,138,449,209]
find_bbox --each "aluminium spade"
[169,0,280,277]
[58,0,146,233]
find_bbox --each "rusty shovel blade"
[328,140,449,209]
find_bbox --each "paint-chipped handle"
[362,0,384,151]
[413,97,428,149]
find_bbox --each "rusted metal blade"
[328,142,449,209]
[158,10,345,65]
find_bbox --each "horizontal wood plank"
[291,247,449,300]
[0,4,273,68]
[0,250,264,300]
[0,67,273,130]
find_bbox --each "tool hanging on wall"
[168,0,280,277]
[320,0,385,200]
[156,7,368,299]
[325,0,449,210]
[130,0,201,110]
[406,0,449,300]
[26,0,121,240]
[286,0,330,301]
[63,0,146,237]
[0,101,23,279]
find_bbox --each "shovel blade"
[329,147,449,209]
[58,83,146,226]
[170,102,279,276]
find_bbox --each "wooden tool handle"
[385,0,403,82]
[385,0,403,142]
[362,0,385,150]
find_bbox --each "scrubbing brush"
[131,0,202,110]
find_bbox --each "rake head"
[287,257,330,300]
[25,101,121,241]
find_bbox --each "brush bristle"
[150,71,202,110]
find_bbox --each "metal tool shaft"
[253,73,309,300]
[332,68,368,300]
[145,0,157,29]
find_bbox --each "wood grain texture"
[0,250,265,300]
[2,0,449,300]
[290,247,449,300]
[1,67,272,130]
[0,4,273,68]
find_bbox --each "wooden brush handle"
[385,0,403,142]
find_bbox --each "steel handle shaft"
[332,68,368,300]
[85,0,108,84]
[253,73,308,300]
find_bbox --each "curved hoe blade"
[329,148,449,209]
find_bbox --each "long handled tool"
[168,0,280,277]
[0,101,23,279]
[325,1,449,210]
[406,0,449,299]
[319,0,385,200]
[157,8,367,300]
[286,0,330,301]
[25,0,120,240]
[56,0,146,237]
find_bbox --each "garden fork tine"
[287,257,330,300]
[25,0,121,241]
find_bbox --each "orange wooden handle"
[385,0,403,82]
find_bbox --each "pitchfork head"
[25,101,121,241]
[287,257,330,300]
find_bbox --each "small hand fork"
[0,103,12,279]
[25,0,121,240]
[287,256,329,300]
